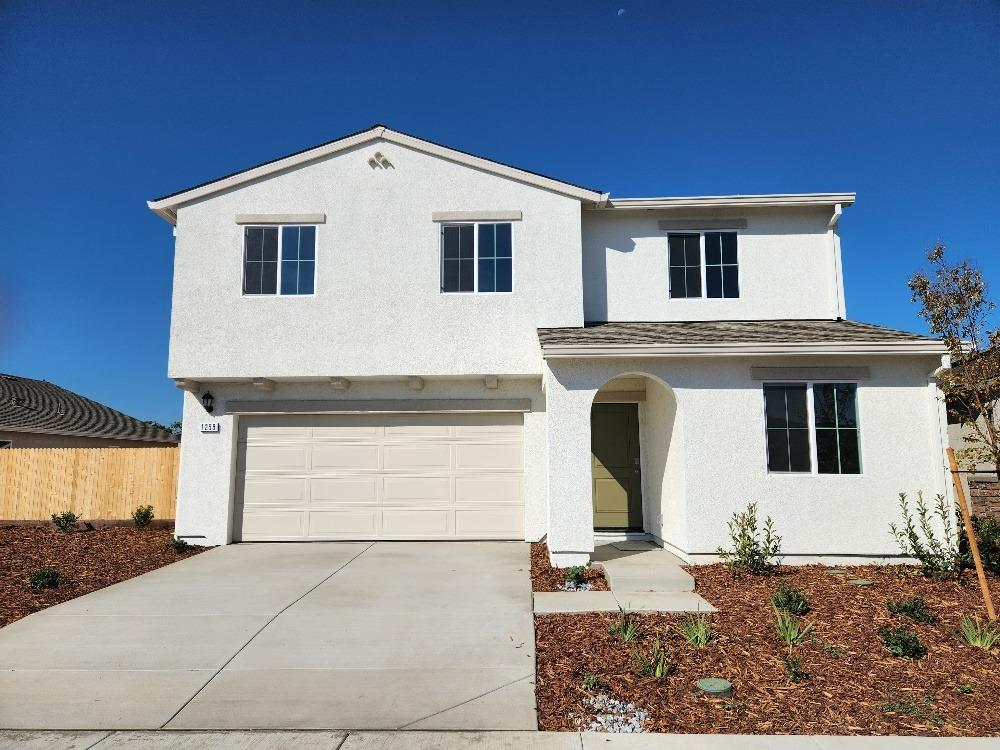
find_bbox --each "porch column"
[544,366,597,567]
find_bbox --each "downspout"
[828,203,847,318]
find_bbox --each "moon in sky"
[617,8,625,16]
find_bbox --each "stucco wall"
[543,354,950,564]
[168,140,584,379]
[174,377,547,546]
[581,207,841,322]
[0,430,176,449]
[637,377,686,553]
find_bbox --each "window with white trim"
[440,223,512,293]
[242,225,316,296]
[667,231,739,299]
[763,382,861,474]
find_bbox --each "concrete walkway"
[534,542,715,614]
[2,730,995,749]
[0,542,536,731]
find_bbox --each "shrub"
[956,682,974,695]
[565,565,587,587]
[886,596,937,624]
[168,537,190,552]
[889,491,960,579]
[608,607,643,643]
[774,606,814,651]
[582,673,608,691]
[633,638,674,678]
[681,612,712,647]
[958,615,1000,650]
[960,514,1000,575]
[717,502,782,576]
[28,566,61,590]
[878,625,927,659]
[782,654,808,683]
[132,504,155,529]
[772,582,810,615]
[50,511,79,533]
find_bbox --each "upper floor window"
[441,223,512,293]
[763,382,861,474]
[668,231,739,299]
[242,225,316,296]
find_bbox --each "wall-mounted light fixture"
[201,391,215,413]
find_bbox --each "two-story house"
[149,125,950,566]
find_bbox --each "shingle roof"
[0,374,178,444]
[537,319,941,348]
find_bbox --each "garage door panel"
[455,443,522,471]
[243,476,308,506]
[245,445,310,471]
[308,510,379,536]
[310,477,379,505]
[382,509,452,536]
[383,476,451,503]
[455,476,521,504]
[238,412,523,540]
[312,444,380,470]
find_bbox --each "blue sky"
[1,1,997,424]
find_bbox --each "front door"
[591,403,643,530]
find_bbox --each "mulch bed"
[535,563,1000,735]
[0,523,209,627]
[531,542,609,592]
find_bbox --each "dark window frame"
[242,225,317,297]
[440,222,513,294]
[667,230,740,300]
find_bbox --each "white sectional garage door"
[236,413,524,541]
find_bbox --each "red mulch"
[535,563,1000,735]
[0,524,209,627]
[531,542,609,592]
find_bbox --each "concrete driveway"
[0,542,536,730]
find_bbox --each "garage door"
[236,412,524,540]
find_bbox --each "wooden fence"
[0,447,179,520]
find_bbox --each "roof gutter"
[541,341,948,358]
[588,193,857,211]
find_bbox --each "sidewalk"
[2,731,994,749]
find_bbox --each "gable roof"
[0,374,179,444]
[148,124,607,223]
[538,319,946,357]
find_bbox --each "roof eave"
[540,341,946,358]
[588,193,857,211]
[0,424,179,444]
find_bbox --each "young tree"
[908,244,1000,479]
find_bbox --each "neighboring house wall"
[169,141,585,380]
[948,420,1000,518]
[174,377,548,546]
[543,354,949,564]
[0,430,175,449]
[581,207,841,322]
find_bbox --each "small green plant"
[608,607,643,643]
[956,682,974,695]
[880,692,943,726]
[814,641,845,658]
[878,625,927,659]
[886,596,937,624]
[681,612,712,647]
[717,502,782,576]
[960,515,1000,574]
[582,673,608,692]
[782,654,809,683]
[132,504,155,529]
[774,606,814,651]
[958,615,1000,650]
[50,511,79,533]
[564,565,587,587]
[168,537,190,552]
[28,566,61,590]
[633,638,674,678]
[772,582,809,615]
[889,491,960,579]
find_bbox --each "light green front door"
[591,403,643,530]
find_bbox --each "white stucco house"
[148,124,950,566]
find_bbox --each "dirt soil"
[535,563,1000,735]
[531,542,609,592]
[0,524,209,627]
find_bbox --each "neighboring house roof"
[147,124,607,223]
[0,374,178,444]
[537,319,946,357]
